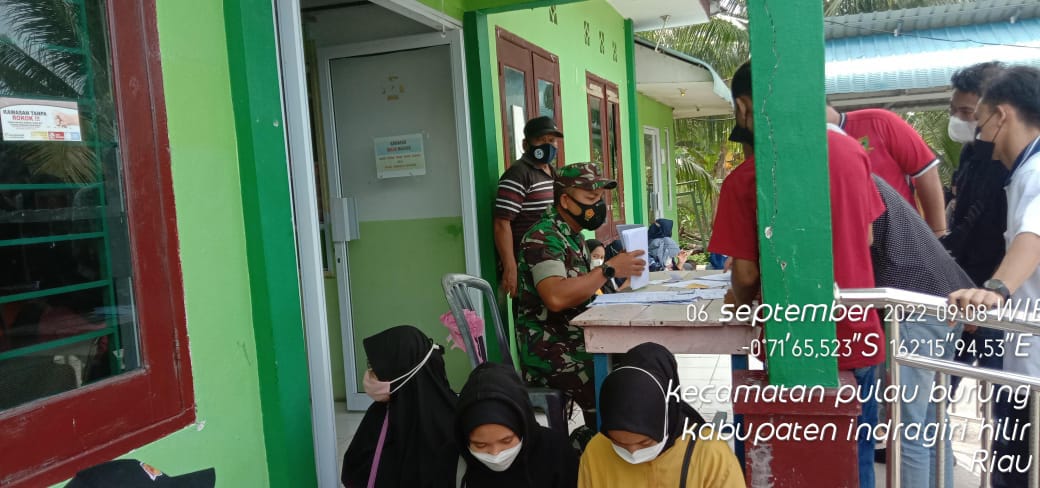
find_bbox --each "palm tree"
[824,0,967,16]
[672,116,739,249]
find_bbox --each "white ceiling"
[608,0,712,31]
[635,42,732,118]
[301,3,433,46]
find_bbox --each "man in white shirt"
[949,66,1040,488]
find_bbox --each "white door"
[319,31,478,410]
[644,126,663,221]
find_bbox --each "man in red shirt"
[826,105,947,237]
[709,61,886,488]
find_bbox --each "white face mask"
[609,366,670,465]
[591,258,604,268]
[612,435,668,464]
[948,116,977,144]
[469,440,523,472]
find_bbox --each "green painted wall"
[487,0,638,224]
[636,93,677,225]
[344,218,472,394]
[53,1,271,485]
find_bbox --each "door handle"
[330,196,360,242]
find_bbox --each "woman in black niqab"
[341,325,457,488]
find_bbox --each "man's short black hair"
[731,61,752,100]
[983,65,1040,128]
[951,61,1006,96]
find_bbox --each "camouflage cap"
[555,162,617,190]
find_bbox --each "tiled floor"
[335,354,987,487]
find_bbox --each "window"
[0,2,192,486]
[495,28,564,167]
[586,73,624,243]
[644,128,660,221]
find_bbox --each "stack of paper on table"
[589,288,727,306]
[697,272,731,282]
[663,278,730,289]
[620,226,649,290]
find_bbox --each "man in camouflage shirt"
[516,162,645,427]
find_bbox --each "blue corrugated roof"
[825,18,1040,94]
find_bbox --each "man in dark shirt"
[942,62,1008,285]
[494,116,563,299]
[940,62,1008,386]
[870,175,972,488]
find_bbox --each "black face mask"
[529,143,558,165]
[973,123,999,162]
[565,198,607,230]
[729,124,754,146]
[974,138,996,162]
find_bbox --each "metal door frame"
[644,125,663,219]
[273,2,472,485]
[317,29,477,410]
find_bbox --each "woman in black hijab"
[451,362,578,488]
[342,325,457,488]
[623,342,707,441]
[578,342,743,488]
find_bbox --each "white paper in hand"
[620,226,649,290]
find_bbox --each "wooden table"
[572,270,756,463]
[572,270,758,356]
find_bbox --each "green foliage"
[671,117,742,250]
[639,18,749,80]
[823,0,968,16]
[689,252,710,265]
[903,110,962,186]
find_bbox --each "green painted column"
[464,10,509,362]
[746,0,838,387]
[224,1,318,486]
[624,19,645,225]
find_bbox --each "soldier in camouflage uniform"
[515,162,645,429]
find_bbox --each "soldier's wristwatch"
[983,279,1011,300]
[599,263,616,279]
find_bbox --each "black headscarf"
[600,342,706,452]
[342,325,457,488]
[453,362,578,488]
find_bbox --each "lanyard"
[1008,136,1040,185]
[367,406,390,488]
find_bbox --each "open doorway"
[276,1,476,485]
